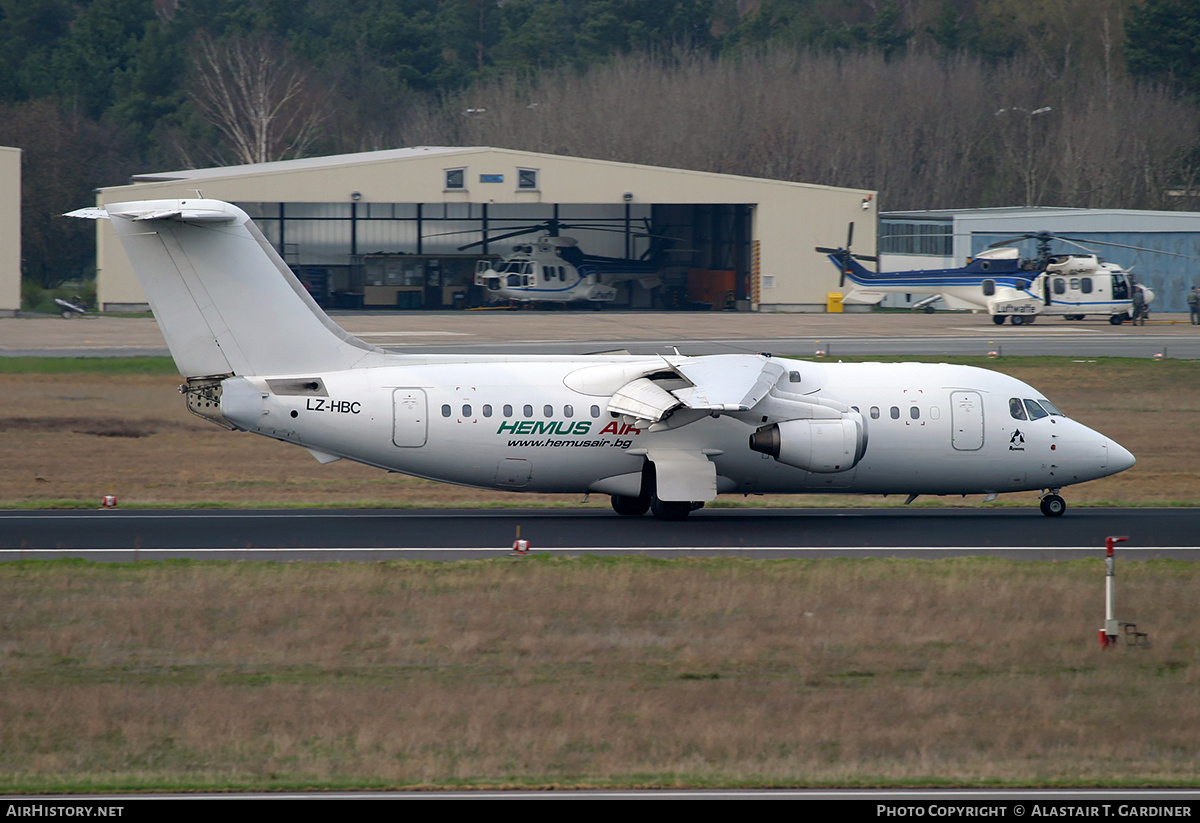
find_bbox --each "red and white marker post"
[1099,536,1128,649]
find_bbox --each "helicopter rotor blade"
[1054,235,1198,259]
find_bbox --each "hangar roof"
[131,146,479,182]
[110,145,870,206]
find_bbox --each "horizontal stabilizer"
[70,198,383,378]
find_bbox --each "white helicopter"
[69,199,1135,520]
[821,226,1156,325]
[463,220,665,305]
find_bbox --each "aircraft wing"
[665,354,785,411]
[600,353,864,502]
[606,354,785,423]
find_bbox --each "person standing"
[1188,285,1200,325]
[1132,284,1146,325]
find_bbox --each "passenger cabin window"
[503,404,513,417]
[564,405,574,417]
[482,404,492,418]
[890,406,900,419]
[910,406,920,420]
[982,279,995,296]
[1081,278,1093,294]
[870,406,880,419]
[1054,278,1066,295]
[462,404,472,417]
[523,404,533,417]
[441,404,451,417]
[544,404,553,417]
[591,405,601,418]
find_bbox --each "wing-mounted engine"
[748,415,867,473]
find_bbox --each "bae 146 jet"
[69,200,1135,520]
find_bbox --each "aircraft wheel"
[1110,314,1127,325]
[611,494,650,516]
[992,315,1007,325]
[1039,494,1066,517]
[650,497,692,521]
[924,305,936,314]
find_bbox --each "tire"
[1109,314,1126,325]
[992,315,1006,325]
[1040,494,1066,517]
[650,497,692,521]
[1011,316,1025,326]
[611,494,650,516]
[924,305,935,314]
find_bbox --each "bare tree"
[189,34,331,166]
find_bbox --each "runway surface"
[2,508,1197,561]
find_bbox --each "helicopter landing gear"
[1039,490,1066,517]
[1110,313,1128,325]
[993,315,1007,325]
[611,494,650,516]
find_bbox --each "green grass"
[0,356,178,374]
[0,556,1196,792]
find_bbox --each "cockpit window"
[1023,399,1049,420]
[1038,398,1065,417]
[1009,398,1027,420]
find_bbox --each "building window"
[445,168,465,190]
[517,168,538,189]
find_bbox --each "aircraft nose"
[1105,438,1136,474]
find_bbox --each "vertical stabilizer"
[76,199,381,378]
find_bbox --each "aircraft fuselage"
[217,357,1131,499]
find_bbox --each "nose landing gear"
[1039,489,1066,517]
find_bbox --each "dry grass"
[0,358,1195,508]
[0,556,1196,790]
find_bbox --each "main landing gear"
[610,494,704,521]
[1039,489,1066,517]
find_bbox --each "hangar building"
[881,207,1200,313]
[93,146,875,313]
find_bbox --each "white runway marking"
[0,546,1189,555]
[349,330,470,336]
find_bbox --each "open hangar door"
[252,199,751,311]
[652,204,753,311]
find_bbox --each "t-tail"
[68,199,383,379]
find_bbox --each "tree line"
[2,0,1198,288]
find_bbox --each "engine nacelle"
[748,415,867,473]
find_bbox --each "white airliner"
[69,199,1135,520]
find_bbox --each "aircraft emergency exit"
[69,200,1136,520]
